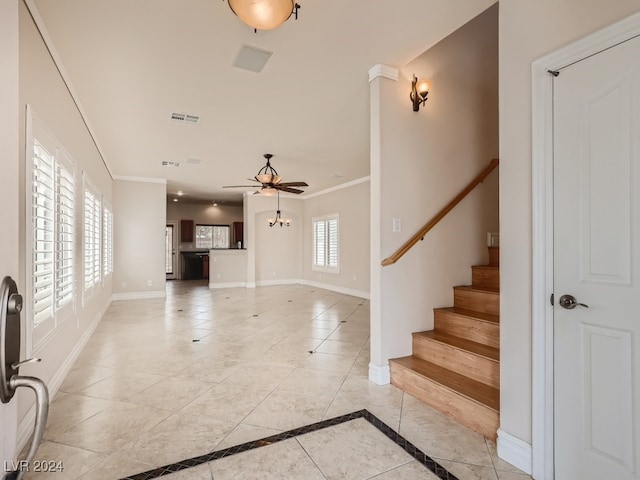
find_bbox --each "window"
[31,141,55,328]
[195,224,230,249]
[103,205,113,277]
[55,151,75,310]
[312,213,339,272]
[29,131,76,344]
[83,175,101,303]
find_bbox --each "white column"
[368,64,398,385]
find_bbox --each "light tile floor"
[24,281,532,480]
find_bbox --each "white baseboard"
[368,362,390,385]
[497,428,532,475]
[17,299,110,453]
[255,279,299,287]
[111,290,166,301]
[299,279,370,300]
[246,282,256,288]
[209,281,247,289]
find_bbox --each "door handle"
[5,376,49,480]
[559,294,589,309]
[1,277,50,480]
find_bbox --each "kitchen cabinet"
[180,219,194,243]
[232,222,244,248]
[202,254,209,280]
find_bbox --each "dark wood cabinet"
[180,219,194,243]
[202,254,209,280]
[232,222,244,247]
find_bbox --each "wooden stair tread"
[454,285,500,294]
[436,306,499,324]
[414,331,499,361]
[391,356,499,412]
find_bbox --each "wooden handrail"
[381,158,499,267]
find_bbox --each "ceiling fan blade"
[278,181,308,187]
[276,186,304,194]
[248,178,261,183]
[223,185,259,188]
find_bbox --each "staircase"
[389,247,500,440]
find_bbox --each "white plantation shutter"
[103,207,113,276]
[32,141,55,327]
[55,153,75,310]
[312,214,339,272]
[84,189,95,292]
[83,177,102,302]
[93,195,101,286]
[326,217,339,268]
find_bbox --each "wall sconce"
[410,75,430,112]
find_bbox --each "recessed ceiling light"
[212,202,218,206]
[173,198,179,202]
[177,191,184,196]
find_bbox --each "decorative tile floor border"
[120,409,459,480]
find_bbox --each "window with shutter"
[32,141,55,328]
[312,213,339,273]
[83,175,102,303]
[55,151,75,311]
[103,206,113,277]
[28,113,77,349]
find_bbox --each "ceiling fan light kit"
[222,153,309,196]
[227,0,301,31]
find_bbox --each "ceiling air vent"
[161,161,182,167]
[170,112,200,125]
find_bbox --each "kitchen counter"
[208,249,247,288]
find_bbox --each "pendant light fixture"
[227,0,301,31]
[267,191,291,227]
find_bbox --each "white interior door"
[554,35,640,480]
[0,0,20,464]
[165,223,177,279]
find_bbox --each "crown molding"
[112,175,167,184]
[368,64,399,82]
[301,176,370,200]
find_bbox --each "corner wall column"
[369,64,398,385]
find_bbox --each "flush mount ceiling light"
[227,0,301,31]
[410,75,430,112]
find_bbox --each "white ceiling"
[33,0,495,204]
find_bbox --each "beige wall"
[499,0,640,446]
[245,194,304,284]
[371,5,499,371]
[303,180,370,297]
[112,180,166,296]
[15,0,113,446]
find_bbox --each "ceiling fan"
[223,154,309,195]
